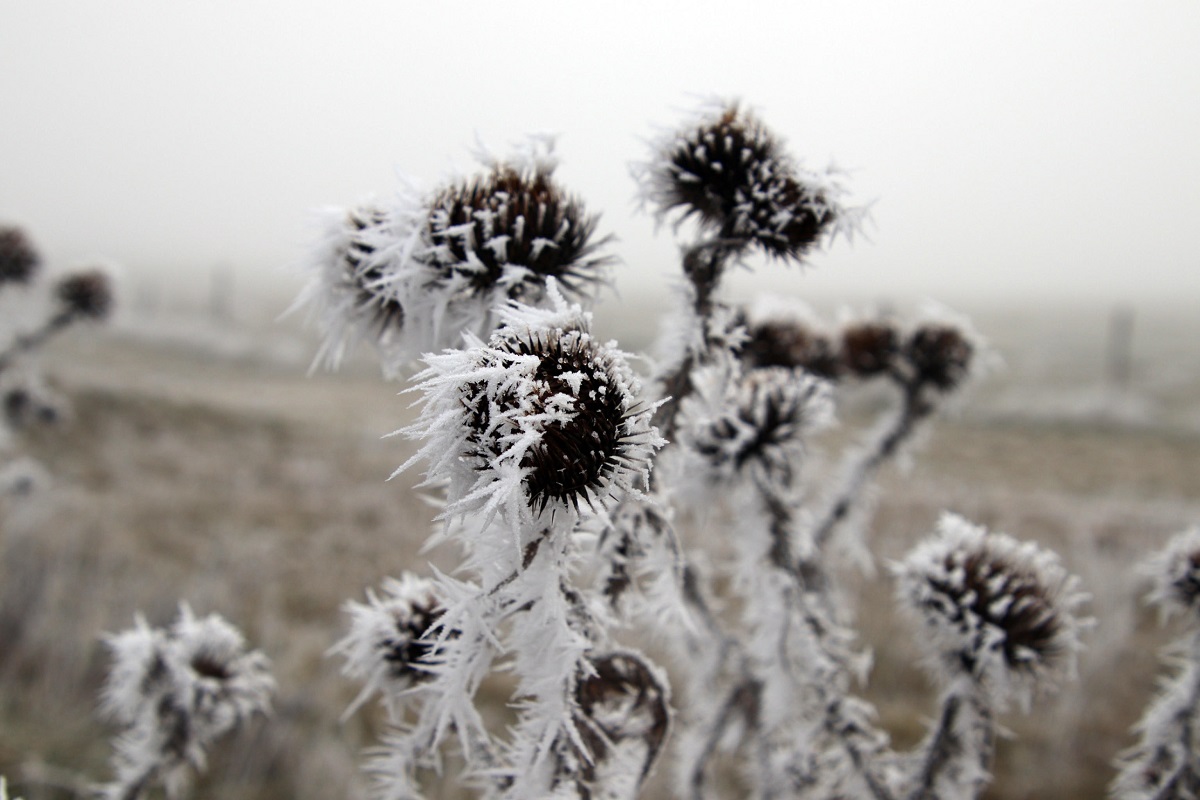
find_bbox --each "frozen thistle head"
[1143,526,1200,619]
[298,138,613,374]
[739,316,842,379]
[0,227,39,286]
[100,605,274,796]
[333,573,443,717]
[840,320,900,378]
[426,150,611,307]
[403,284,662,525]
[687,366,833,488]
[636,100,855,262]
[895,514,1088,706]
[903,323,974,391]
[55,268,113,320]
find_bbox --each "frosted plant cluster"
[7,99,1198,800]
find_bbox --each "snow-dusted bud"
[895,514,1088,706]
[99,605,274,800]
[299,140,613,374]
[0,227,39,286]
[1144,526,1200,619]
[688,367,833,487]
[904,324,973,391]
[426,160,610,307]
[55,269,113,320]
[573,651,671,792]
[402,284,662,523]
[332,573,443,718]
[739,316,841,379]
[636,101,854,262]
[840,321,899,378]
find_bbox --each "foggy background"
[2,1,1199,324]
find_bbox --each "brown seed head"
[905,324,973,390]
[55,269,113,320]
[740,318,841,379]
[0,227,40,285]
[840,322,899,377]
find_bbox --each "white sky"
[2,1,1198,313]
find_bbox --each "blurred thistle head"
[840,320,900,378]
[736,297,841,379]
[297,137,613,375]
[903,323,974,391]
[55,268,113,320]
[401,282,662,525]
[895,514,1088,706]
[635,100,859,262]
[1143,526,1200,619]
[0,226,40,286]
[687,366,833,488]
[332,573,443,718]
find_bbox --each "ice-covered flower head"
[903,323,974,391]
[1143,526,1200,619]
[635,100,858,262]
[840,320,900,379]
[99,605,274,799]
[686,366,833,489]
[401,281,663,527]
[332,573,443,718]
[0,226,39,286]
[55,268,114,321]
[298,137,613,375]
[895,514,1088,706]
[736,299,842,379]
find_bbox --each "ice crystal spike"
[428,162,611,305]
[343,204,406,336]
[896,514,1087,705]
[55,269,113,320]
[637,102,849,262]
[840,321,899,378]
[0,227,39,286]
[905,323,973,390]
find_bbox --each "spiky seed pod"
[573,651,671,788]
[689,366,833,487]
[99,606,274,799]
[739,318,842,380]
[904,324,973,390]
[0,227,40,286]
[895,514,1088,706]
[841,321,899,378]
[462,323,638,515]
[636,102,853,262]
[401,285,662,525]
[427,163,610,305]
[332,573,444,718]
[55,269,113,320]
[1143,526,1200,619]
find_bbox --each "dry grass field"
[2,306,1198,799]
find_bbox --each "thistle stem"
[0,309,75,375]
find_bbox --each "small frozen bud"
[1144,526,1200,619]
[333,574,443,717]
[427,161,611,305]
[0,227,40,286]
[904,324,973,390]
[689,367,833,487]
[840,321,899,378]
[574,651,670,786]
[740,318,841,380]
[896,514,1087,706]
[636,101,853,262]
[55,269,113,320]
